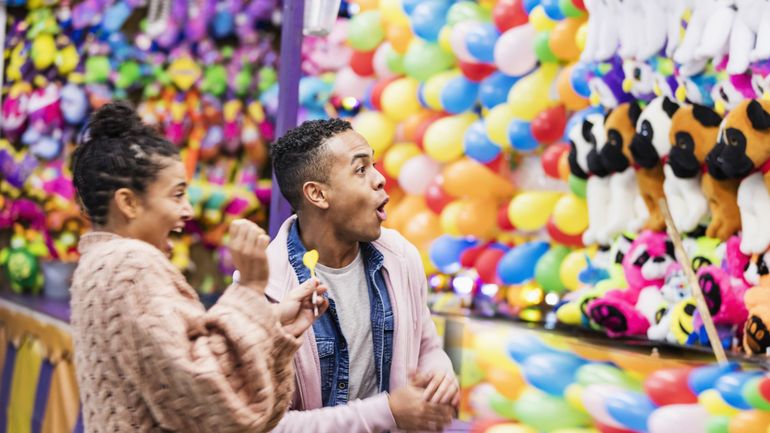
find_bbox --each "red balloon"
[493,0,529,32]
[595,422,636,433]
[497,203,515,230]
[460,244,487,268]
[484,154,505,172]
[644,368,699,406]
[573,0,586,11]
[370,77,399,111]
[475,248,507,283]
[425,179,454,214]
[546,217,584,247]
[760,377,770,402]
[415,112,448,148]
[542,142,570,179]
[458,60,498,82]
[471,420,508,433]
[350,49,376,77]
[531,105,568,144]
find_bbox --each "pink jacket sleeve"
[268,394,397,433]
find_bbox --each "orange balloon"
[729,410,770,433]
[402,209,442,251]
[557,64,589,111]
[549,18,583,62]
[442,158,516,200]
[385,194,426,231]
[456,198,499,239]
[352,0,378,11]
[387,25,413,54]
[558,151,571,180]
[487,366,526,401]
[400,110,434,142]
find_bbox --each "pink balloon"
[648,404,709,433]
[450,21,479,63]
[398,155,441,195]
[333,67,375,100]
[494,23,538,76]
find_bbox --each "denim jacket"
[286,221,394,407]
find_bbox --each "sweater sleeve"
[269,393,397,433]
[109,255,302,433]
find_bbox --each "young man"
[265,119,459,433]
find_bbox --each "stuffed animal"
[581,0,620,62]
[708,99,770,254]
[588,230,676,337]
[600,101,649,238]
[646,264,697,343]
[712,71,757,115]
[631,96,680,232]
[725,0,765,74]
[750,0,770,62]
[589,57,635,108]
[675,0,724,65]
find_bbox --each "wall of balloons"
[0,0,283,295]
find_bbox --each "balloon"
[489,389,520,420]
[381,78,422,122]
[550,18,583,61]
[541,0,566,20]
[497,241,550,284]
[401,209,442,251]
[495,24,538,76]
[380,0,410,25]
[688,363,741,396]
[476,248,508,283]
[494,0,529,32]
[423,70,459,110]
[648,405,709,433]
[523,352,586,396]
[570,62,593,98]
[569,174,587,198]
[440,200,464,236]
[384,143,422,178]
[547,218,585,247]
[577,364,641,390]
[466,23,500,63]
[699,389,740,417]
[576,22,588,51]
[348,11,385,51]
[535,245,571,293]
[706,416,730,433]
[458,60,499,82]
[373,43,399,78]
[416,112,450,148]
[404,40,456,81]
[523,0,541,13]
[429,235,477,272]
[606,391,656,433]
[508,64,560,120]
[31,34,56,70]
[487,424,537,433]
[644,369,699,407]
[728,410,770,433]
[498,204,516,230]
[424,113,477,162]
[425,179,454,214]
[558,64,590,110]
[532,106,568,144]
[560,250,588,290]
[441,76,480,113]
[335,67,376,100]
[458,198,499,238]
[553,194,588,235]
[411,0,451,42]
[350,49,376,76]
[446,1,491,26]
[486,104,516,147]
[352,111,395,155]
[530,6,558,31]
[460,244,487,268]
[513,389,592,432]
[385,48,405,75]
[535,31,559,63]
[398,154,442,195]
[387,24,414,53]
[369,76,399,111]
[508,192,562,231]
[508,119,539,151]
[402,0,422,14]
[488,364,527,401]
[715,372,765,410]
[506,332,556,363]
[465,120,502,163]
[442,158,516,199]
[385,194,427,231]
[542,143,569,178]
[743,377,770,411]
[480,72,521,109]
[582,385,627,428]
[450,21,479,63]
[560,0,586,17]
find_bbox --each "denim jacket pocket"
[316,337,336,400]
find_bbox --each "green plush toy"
[0,235,44,294]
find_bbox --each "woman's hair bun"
[86,101,144,140]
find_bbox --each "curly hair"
[270,118,353,211]
[71,101,179,226]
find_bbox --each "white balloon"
[450,21,479,63]
[373,42,398,79]
[648,404,709,433]
[398,155,441,195]
[333,67,374,100]
[494,24,537,77]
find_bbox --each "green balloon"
[489,389,518,420]
[203,65,228,96]
[460,350,486,388]
[559,0,586,18]
[348,11,385,51]
[535,245,570,293]
[569,174,587,198]
[259,67,278,92]
[404,41,456,82]
[535,31,559,63]
[513,389,591,432]
[85,56,111,83]
[706,416,730,433]
[576,364,642,390]
[742,377,770,411]
[446,1,491,26]
[116,61,141,89]
[235,68,252,96]
[385,48,405,74]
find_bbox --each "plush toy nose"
[653,256,667,263]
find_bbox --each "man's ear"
[114,188,141,220]
[302,181,330,210]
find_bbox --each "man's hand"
[227,220,270,293]
[412,371,460,408]
[277,279,329,337]
[388,385,453,432]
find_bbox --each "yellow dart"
[303,250,320,316]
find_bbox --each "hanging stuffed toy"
[750,0,770,62]
[725,0,765,74]
[663,0,690,58]
[630,96,680,232]
[581,0,620,63]
[675,0,724,66]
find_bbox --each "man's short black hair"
[270,118,353,211]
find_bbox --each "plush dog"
[601,101,649,238]
[631,96,680,232]
[645,264,694,343]
[708,99,770,254]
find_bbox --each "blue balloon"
[715,371,764,410]
[299,77,333,109]
[522,0,541,14]
[464,121,501,163]
[506,333,555,363]
[466,23,500,63]
[687,362,741,395]
[541,0,566,20]
[523,352,586,396]
[606,391,656,433]
[570,62,593,98]
[429,236,477,273]
[402,0,423,15]
[497,241,550,284]
[417,83,430,109]
[508,119,539,151]
[411,0,451,42]
[441,76,479,114]
[479,72,520,109]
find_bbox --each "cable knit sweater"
[70,232,301,433]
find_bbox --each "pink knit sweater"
[70,232,301,433]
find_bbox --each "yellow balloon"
[423,70,459,111]
[381,78,422,122]
[553,194,589,235]
[560,250,588,291]
[31,34,56,70]
[508,64,560,120]
[487,364,526,400]
[440,201,464,235]
[576,23,588,52]
[487,424,538,433]
[424,113,477,162]
[379,0,410,25]
[422,250,438,274]
[564,384,587,413]
[530,5,558,32]
[438,25,453,53]
[508,191,562,231]
[352,111,396,155]
[485,104,516,148]
[698,389,740,417]
[384,142,421,178]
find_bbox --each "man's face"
[322,130,389,242]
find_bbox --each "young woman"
[69,102,328,433]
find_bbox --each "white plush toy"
[750,0,770,61]
[675,0,726,65]
[725,0,763,74]
[581,0,620,62]
[693,1,736,64]
[737,173,770,254]
[616,0,644,60]
[645,266,692,343]
[664,0,691,58]
[637,0,669,61]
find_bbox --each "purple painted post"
[269,0,305,237]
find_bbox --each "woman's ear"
[113,188,142,220]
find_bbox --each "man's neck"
[297,214,359,269]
